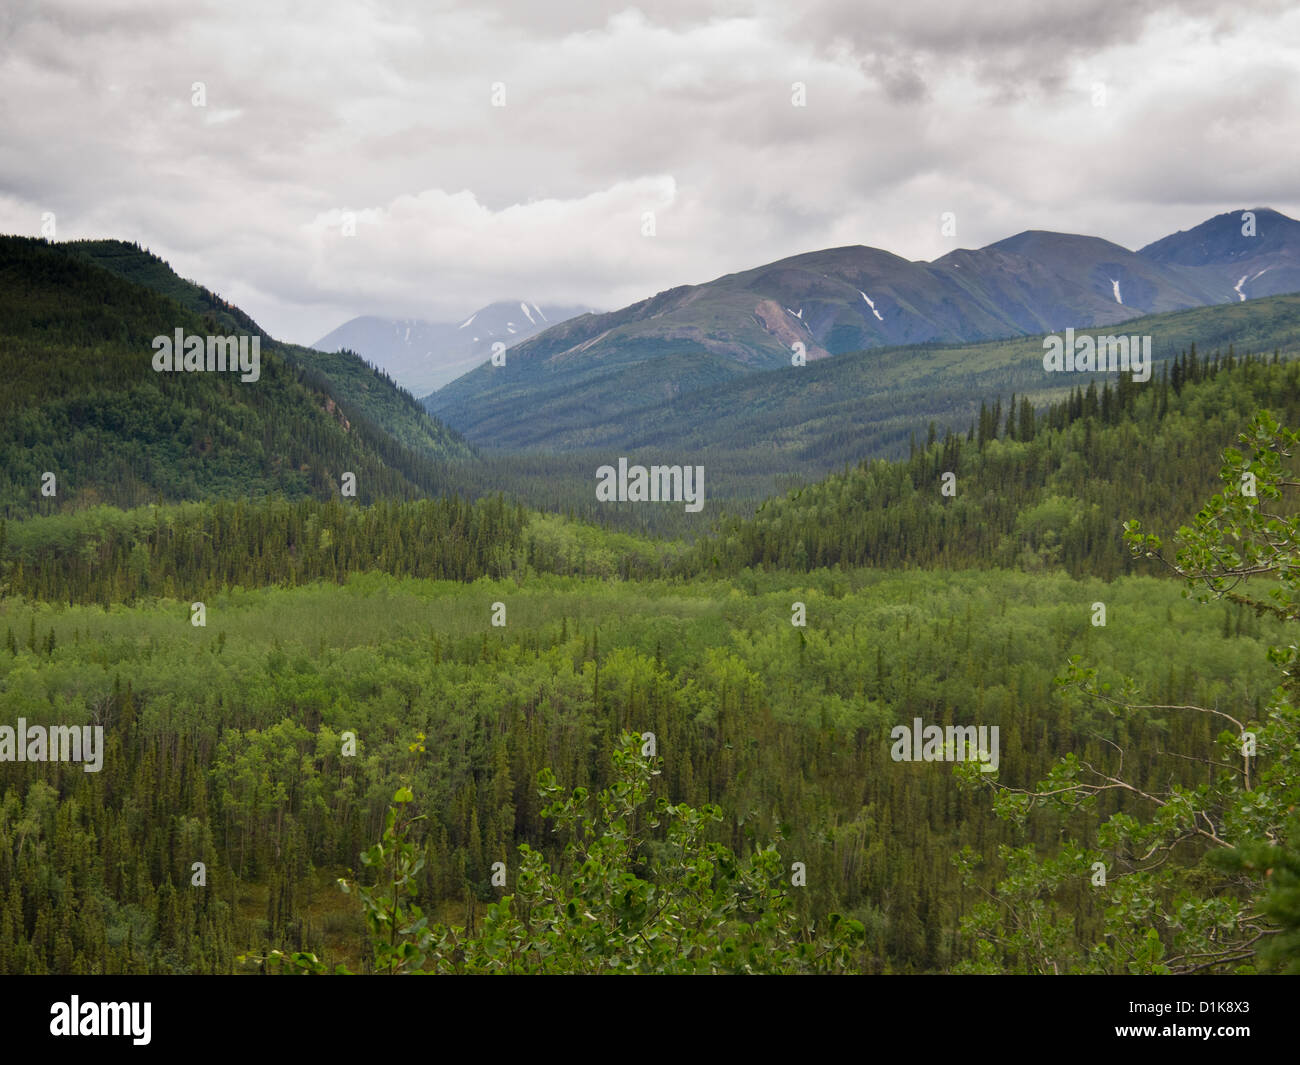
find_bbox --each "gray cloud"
[0,0,1296,343]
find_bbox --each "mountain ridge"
[426,208,1300,448]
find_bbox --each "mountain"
[1139,207,1300,303]
[0,237,474,516]
[313,301,596,395]
[427,209,1300,449]
[423,295,1300,501]
[934,231,1223,330]
[65,239,473,467]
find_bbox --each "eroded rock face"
[753,299,830,362]
[323,396,351,430]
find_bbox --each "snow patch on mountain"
[859,291,884,321]
[785,307,811,331]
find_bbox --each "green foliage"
[1212,809,1300,974]
[0,563,1277,973]
[0,496,529,603]
[956,410,1300,973]
[685,349,1300,577]
[324,734,863,974]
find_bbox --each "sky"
[2,0,1298,345]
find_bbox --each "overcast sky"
[2,0,1297,344]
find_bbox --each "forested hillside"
[417,297,1300,540]
[66,239,474,465]
[5,347,1297,596]
[0,238,470,518]
[684,348,1300,579]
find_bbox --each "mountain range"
[314,301,596,395]
[426,208,1300,449]
[6,209,1300,534]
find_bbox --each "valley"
[2,217,1299,977]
